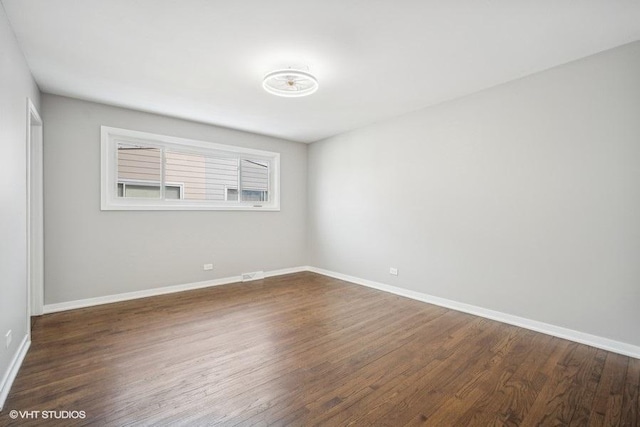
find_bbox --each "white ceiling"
[3,1,640,143]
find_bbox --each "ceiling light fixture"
[262,68,319,98]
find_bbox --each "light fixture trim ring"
[262,68,319,98]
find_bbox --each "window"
[101,127,280,210]
[117,181,183,199]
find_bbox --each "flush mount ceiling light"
[262,68,319,98]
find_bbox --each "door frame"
[26,98,44,322]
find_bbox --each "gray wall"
[0,4,41,397]
[43,95,307,304]
[308,41,640,347]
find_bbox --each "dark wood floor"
[1,272,638,426]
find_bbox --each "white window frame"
[101,126,280,211]
[117,179,185,200]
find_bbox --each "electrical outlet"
[389,267,398,276]
[5,330,12,349]
[203,263,213,271]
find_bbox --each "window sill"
[101,203,281,211]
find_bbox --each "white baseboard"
[40,264,639,359]
[307,266,640,359]
[43,266,309,314]
[0,334,30,411]
[264,266,309,278]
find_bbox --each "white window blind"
[101,127,280,210]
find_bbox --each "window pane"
[117,143,161,199]
[125,184,161,198]
[164,185,181,200]
[165,150,239,201]
[240,159,269,202]
[226,188,238,201]
[242,190,267,201]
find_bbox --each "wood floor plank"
[315,317,499,426]
[133,305,446,426]
[274,312,476,426]
[0,272,636,426]
[569,349,608,426]
[236,308,458,426]
[521,343,599,426]
[401,329,545,427]
[455,332,561,426]
[335,322,519,426]
[588,352,631,427]
[621,357,640,426]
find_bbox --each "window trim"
[101,126,280,211]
